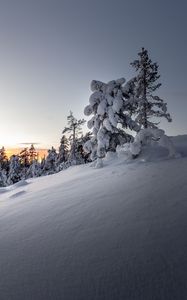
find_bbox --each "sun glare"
[0,133,27,148]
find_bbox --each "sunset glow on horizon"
[0,0,186,148]
[5,148,48,160]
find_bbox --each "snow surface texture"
[0,136,187,300]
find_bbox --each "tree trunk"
[72,125,76,161]
[143,68,148,128]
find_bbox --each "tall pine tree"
[58,135,69,164]
[131,48,172,128]
[63,111,86,164]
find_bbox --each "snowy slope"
[0,136,187,300]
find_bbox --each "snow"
[128,128,177,158]
[0,135,187,300]
[84,78,140,161]
[130,141,142,156]
[84,104,93,116]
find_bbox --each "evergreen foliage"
[43,147,58,175]
[0,147,8,171]
[63,111,86,164]
[58,135,69,165]
[83,78,139,165]
[131,48,172,128]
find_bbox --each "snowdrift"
[0,136,187,300]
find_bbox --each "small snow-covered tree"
[84,78,139,167]
[27,160,42,178]
[19,148,30,167]
[0,169,7,187]
[58,135,69,164]
[41,156,46,170]
[29,144,38,163]
[43,147,58,175]
[131,48,172,128]
[63,111,86,164]
[7,155,21,185]
[19,148,30,179]
[75,131,92,164]
[0,146,8,171]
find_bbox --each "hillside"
[0,136,187,300]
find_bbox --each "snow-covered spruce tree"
[58,135,69,164]
[19,148,30,165]
[19,148,30,179]
[75,131,93,164]
[7,155,21,185]
[29,144,38,163]
[27,160,42,178]
[41,156,46,170]
[63,111,86,164]
[43,147,58,175]
[84,78,139,167]
[56,134,69,171]
[131,48,172,128]
[0,146,8,172]
[0,169,7,187]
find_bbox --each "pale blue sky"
[0,0,186,148]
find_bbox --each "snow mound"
[0,135,187,300]
[117,131,184,163]
[172,135,187,157]
[129,128,176,158]
[117,142,178,163]
[14,179,30,187]
[9,190,27,199]
[0,187,8,194]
